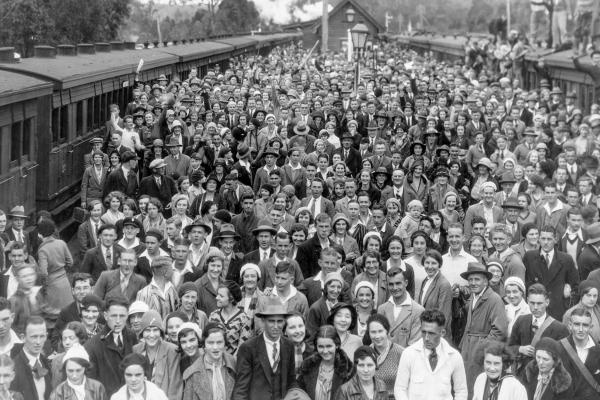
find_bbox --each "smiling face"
[285,315,306,344]
[316,337,336,362]
[179,331,199,357]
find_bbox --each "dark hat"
[498,171,517,185]
[436,145,450,156]
[215,223,240,240]
[341,132,354,141]
[224,280,242,303]
[184,218,212,235]
[501,197,523,210]
[410,140,425,154]
[202,174,219,189]
[236,143,251,159]
[122,217,142,230]
[585,222,600,244]
[434,167,450,179]
[578,279,599,297]
[148,159,166,170]
[539,79,550,88]
[260,183,275,195]
[145,228,164,242]
[165,137,182,147]
[121,151,139,162]
[294,121,309,135]
[263,147,279,158]
[373,167,390,177]
[460,262,493,280]
[375,110,388,120]
[38,219,56,237]
[213,158,226,167]
[151,84,162,91]
[178,282,199,298]
[535,337,561,357]
[252,219,277,235]
[326,302,357,331]
[214,210,232,224]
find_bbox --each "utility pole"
[322,0,328,54]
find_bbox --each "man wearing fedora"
[428,168,461,213]
[103,150,139,199]
[139,159,178,210]
[212,223,245,282]
[501,198,524,244]
[233,297,297,400]
[185,219,213,271]
[243,220,276,266]
[2,206,30,255]
[459,262,508,399]
[253,147,280,194]
[231,143,253,188]
[163,136,191,180]
[333,133,362,177]
[524,225,580,320]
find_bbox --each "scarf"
[534,370,553,400]
[67,378,86,400]
[373,341,391,367]
[206,356,226,400]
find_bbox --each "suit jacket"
[463,203,504,237]
[296,236,335,279]
[377,298,424,347]
[80,245,122,282]
[81,166,108,204]
[164,153,191,179]
[94,269,147,302]
[10,344,52,400]
[415,272,453,338]
[75,219,99,260]
[333,146,362,176]
[299,196,335,218]
[520,108,534,127]
[508,314,569,376]
[281,165,307,188]
[1,229,31,255]
[103,167,138,199]
[557,230,587,263]
[219,185,251,215]
[232,335,297,400]
[139,174,178,208]
[524,249,580,320]
[231,162,253,188]
[242,248,275,266]
[368,154,392,171]
[132,340,182,400]
[578,244,600,280]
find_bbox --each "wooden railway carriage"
[0,32,300,228]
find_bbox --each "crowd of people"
[0,33,600,400]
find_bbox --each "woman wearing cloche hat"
[49,344,107,400]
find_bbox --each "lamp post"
[350,22,369,91]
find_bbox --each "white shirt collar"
[288,163,302,170]
[263,333,280,347]
[565,228,584,240]
[23,349,40,368]
[388,293,412,307]
[272,285,297,303]
[543,200,564,215]
[532,313,547,326]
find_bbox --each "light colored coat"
[377,295,424,347]
[394,338,468,400]
[132,340,182,400]
[472,372,527,400]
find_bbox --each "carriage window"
[60,105,68,142]
[10,121,21,163]
[51,108,60,144]
[94,95,101,129]
[87,98,94,131]
[76,101,84,136]
[22,118,33,160]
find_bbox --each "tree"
[214,0,259,34]
[0,0,131,57]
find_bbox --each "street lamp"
[350,22,369,89]
[345,7,356,23]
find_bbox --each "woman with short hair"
[49,344,107,400]
[208,280,251,355]
[472,342,527,400]
[334,346,388,400]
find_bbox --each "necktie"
[105,248,112,267]
[32,359,48,380]
[532,319,539,334]
[420,278,429,304]
[92,222,98,243]
[344,149,349,160]
[429,348,438,371]
[120,275,128,294]
[544,253,550,268]
[262,250,268,262]
[17,231,23,243]
[272,342,279,370]
[500,150,504,159]
[115,334,123,349]
[534,375,550,400]
[309,199,316,216]
[156,177,161,188]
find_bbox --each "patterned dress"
[208,308,252,355]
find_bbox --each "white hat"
[240,263,261,279]
[128,301,150,316]
[504,276,526,294]
[362,231,382,247]
[62,344,90,365]
[177,322,202,339]
[354,281,376,298]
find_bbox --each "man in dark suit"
[524,225,580,320]
[1,206,31,256]
[299,247,352,305]
[296,213,335,279]
[232,297,297,400]
[219,172,251,215]
[508,283,570,377]
[106,131,133,158]
[564,147,583,186]
[558,308,600,400]
[242,222,276,266]
[213,225,245,283]
[138,159,178,210]
[299,179,335,219]
[102,151,139,199]
[558,207,587,269]
[10,316,52,400]
[51,273,94,349]
[231,143,253,188]
[85,295,137,396]
[80,224,122,282]
[94,249,146,303]
[335,133,362,177]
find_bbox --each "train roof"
[0,32,299,91]
[0,70,53,106]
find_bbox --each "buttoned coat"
[10,344,52,400]
[415,272,453,339]
[93,269,146,303]
[80,245,122,282]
